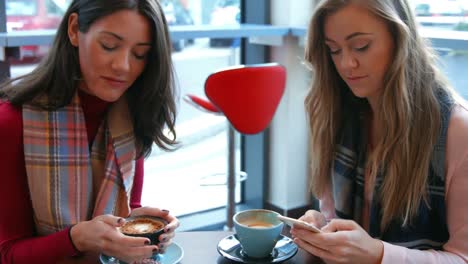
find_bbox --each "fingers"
[95,216,152,248]
[76,214,165,263]
[117,234,152,247]
[94,214,126,227]
[294,237,341,263]
[299,210,327,228]
[292,219,368,254]
[291,228,336,249]
[157,238,173,254]
[131,207,180,232]
[159,230,175,244]
[321,219,359,233]
[155,227,176,254]
[164,217,179,233]
[103,234,159,262]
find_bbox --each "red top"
[0,91,144,263]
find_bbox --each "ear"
[68,13,79,47]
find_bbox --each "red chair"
[184,62,286,229]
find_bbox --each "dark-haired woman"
[0,0,179,263]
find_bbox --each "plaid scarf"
[23,93,136,236]
[332,92,453,249]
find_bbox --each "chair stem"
[226,124,236,231]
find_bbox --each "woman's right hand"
[70,214,157,263]
[297,210,328,230]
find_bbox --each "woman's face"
[324,3,394,106]
[68,9,152,102]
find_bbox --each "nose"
[111,50,131,74]
[339,50,358,70]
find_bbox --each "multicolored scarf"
[23,93,136,236]
[332,92,453,249]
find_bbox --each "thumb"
[95,214,126,227]
[321,219,357,233]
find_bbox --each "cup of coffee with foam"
[119,215,167,245]
[233,209,284,258]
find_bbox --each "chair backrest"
[205,63,286,134]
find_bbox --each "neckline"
[78,89,111,117]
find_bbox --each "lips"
[347,75,367,81]
[102,76,126,83]
[101,76,128,89]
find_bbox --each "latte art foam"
[121,218,164,234]
[133,223,154,233]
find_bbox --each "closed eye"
[355,44,369,52]
[329,48,341,55]
[133,52,148,60]
[101,43,117,51]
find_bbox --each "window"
[6,0,68,62]
[6,0,38,16]
[409,0,468,99]
[46,0,70,15]
[6,0,66,31]
[141,0,244,218]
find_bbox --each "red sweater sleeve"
[0,102,79,263]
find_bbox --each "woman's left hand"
[290,219,383,264]
[130,206,180,254]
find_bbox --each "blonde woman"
[291,0,468,263]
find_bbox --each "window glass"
[6,0,68,32]
[141,41,242,216]
[6,0,38,16]
[409,0,468,99]
[46,0,70,15]
[210,0,240,26]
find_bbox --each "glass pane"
[145,0,243,217]
[209,0,241,26]
[439,51,468,99]
[141,38,242,217]
[6,0,38,16]
[6,0,70,63]
[6,0,68,31]
[408,0,468,99]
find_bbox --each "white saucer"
[100,242,184,264]
[217,234,298,263]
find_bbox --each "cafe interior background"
[1,0,467,231]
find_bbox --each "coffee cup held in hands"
[233,209,284,259]
[119,215,167,245]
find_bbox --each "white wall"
[268,0,315,210]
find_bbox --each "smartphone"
[277,215,321,233]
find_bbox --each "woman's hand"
[70,214,157,263]
[130,206,180,253]
[297,210,328,229]
[290,219,383,264]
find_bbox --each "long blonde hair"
[305,0,454,229]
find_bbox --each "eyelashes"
[355,44,369,52]
[133,54,147,60]
[100,43,148,60]
[101,43,116,51]
[329,47,340,55]
[328,43,370,55]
